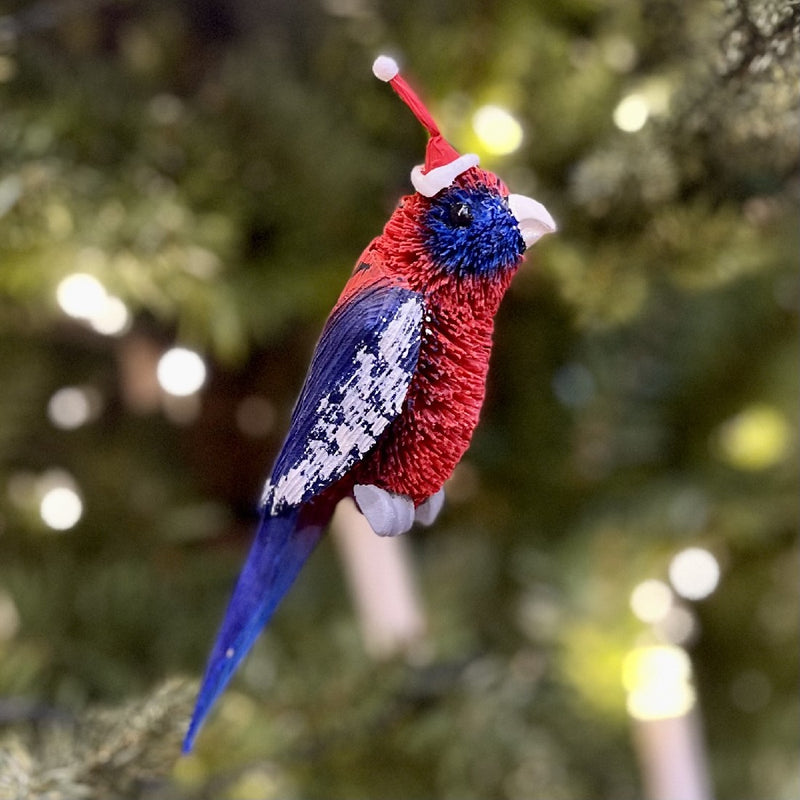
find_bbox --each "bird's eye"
[448,202,473,227]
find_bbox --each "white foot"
[353,484,415,537]
[414,489,445,526]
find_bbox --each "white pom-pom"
[372,55,399,82]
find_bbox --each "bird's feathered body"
[183,58,555,753]
[350,170,521,504]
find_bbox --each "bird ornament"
[183,54,556,752]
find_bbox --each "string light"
[623,644,696,721]
[654,605,698,646]
[48,387,92,429]
[47,386,101,429]
[55,272,131,336]
[472,105,524,155]
[669,548,720,601]
[613,93,649,132]
[39,485,83,530]
[56,273,107,319]
[89,295,131,336]
[630,579,673,624]
[157,347,207,397]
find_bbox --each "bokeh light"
[669,547,720,601]
[55,273,131,336]
[39,485,83,530]
[89,295,131,336]
[623,645,696,721]
[56,273,107,319]
[472,105,524,155]
[613,93,649,132]
[157,347,207,397]
[654,605,698,646]
[48,386,91,429]
[716,404,791,470]
[630,579,673,623]
[601,35,638,73]
[47,386,101,429]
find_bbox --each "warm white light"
[655,605,698,646]
[472,105,524,155]
[630,579,673,623]
[623,645,696,720]
[89,295,131,336]
[669,547,720,601]
[40,486,83,530]
[56,273,107,319]
[613,93,649,132]
[48,387,92,429]
[157,347,207,396]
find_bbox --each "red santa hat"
[373,55,480,198]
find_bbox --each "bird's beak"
[508,193,557,248]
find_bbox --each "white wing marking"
[261,295,422,511]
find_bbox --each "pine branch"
[0,679,194,800]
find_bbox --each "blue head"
[423,178,526,280]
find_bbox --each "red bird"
[183,55,556,752]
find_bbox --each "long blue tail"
[183,503,327,752]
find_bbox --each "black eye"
[448,201,473,227]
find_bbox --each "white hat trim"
[410,153,480,197]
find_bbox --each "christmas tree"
[0,1,796,798]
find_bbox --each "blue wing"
[261,283,424,512]
[183,284,423,752]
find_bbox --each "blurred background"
[0,0,797,798]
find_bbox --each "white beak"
[508,193,557,248]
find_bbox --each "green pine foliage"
[0,1,796,798]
